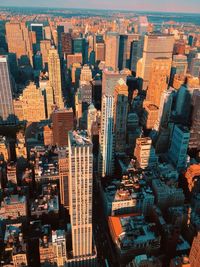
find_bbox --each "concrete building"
[190,53,200,77]
[137,33,174,90]
[172,54,188,76]
[102,68,127,95]
[134,137,158,169]
[113,79,128,154]
[146,57,172,107]
[0,55,14,123]
[13,82,46,122]
[98,95,115,177]
[95,42,105,62]
[189,89,200,150]
[168,125,190,170]
[105,32,119,71]
[52,108,74,147]
[67,53,82,69]
[5,22,33,64]
[68,131,94,259]
[58,148,69,209]
[80,65,92,85]
[48,47,64,109]
[142,102,159,130]
[40,40,51,69]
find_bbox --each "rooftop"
[69,130,92,146]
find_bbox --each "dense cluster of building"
[0,6,200,267]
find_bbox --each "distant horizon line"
[0,5,200,15]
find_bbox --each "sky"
[0,0,200,13]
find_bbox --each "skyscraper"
[102,69,127,95]
[146,57,172,107]
[168,125,190,171]
[134,137,158,169]
[190,53,200,77]
[113,78,128,153]
[52,108,74,147]
[189,89,200,150]
[58,148,69,210]
[98,95,115,177]
[61,32,72,59]
[68,130,94,257]
[40,40,51,69]
[48,47,64,109]
[118,34,128,70]
[105,32,119,71]
[95,42,105,62]
[0,55,14,123]
[5,22,33,64]
[31,23,44,44]
[138,33,174,90]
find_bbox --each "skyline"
[0,0,200,14]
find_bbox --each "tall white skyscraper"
[98,95,115,177]
[68,130,93,258]
[105,32,119,71]
[0,55,14,123]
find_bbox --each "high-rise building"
[68,130,93,257]
[73,38,87,64]
[142,102,159,130]
[39,79,54,119]
[138,33,174,90]
[5,22,33,64]
[105,32,119,71]
[118,34,128,70]
[146,57,172,107]
[190,53,200,77]
[102,69,127,95]
[113,79,128,153]
[168,125,190,170]
[13,82,46,122]
[48,47,64,109]
[80,65,92,85]
[58,148,69,209]
[154,87,174,131]
[189,89,200,150]
[174,85,192,123]
[98,95,115,177]
[0,55,14,123]
[31,23,44,43]
[52,108,74,147]
[172,54,188,76]
[134,137,158,169]
[67,53,82,69]
[95,42,105,62]
[40,40,51,69]
[130,36,144,73]
[52,230,66,266]
[61,32,72,59]
[87,104,99,137]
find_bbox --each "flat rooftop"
[69,130,92,146]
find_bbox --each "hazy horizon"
[0,0,200,14]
